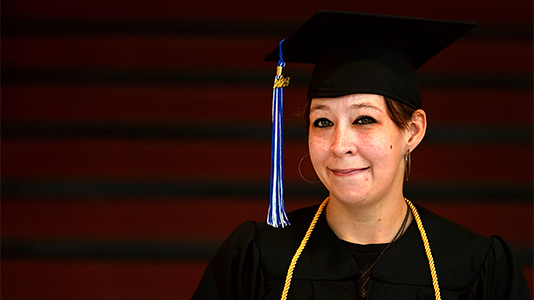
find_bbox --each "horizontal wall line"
[3,238,220,260]
[2,179,531,200]
[3,238,532,265]
[2,67,532,90]
[2,18,532,40]
[2,121,531,144]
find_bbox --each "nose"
[330,124,356,157]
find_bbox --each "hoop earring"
[299,154,321,184]
[404,150,411,182]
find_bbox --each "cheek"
[363,135,401,166]
[358,132,387,153]
[308,131,327,150]
[308,138,324,161]
[378,140,406,172]
[308,135,331,171]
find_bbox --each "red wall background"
[2,0,533,299]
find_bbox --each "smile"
[329,167,370,176]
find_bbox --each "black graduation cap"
[264,11,475,228]
[264,11,476,109]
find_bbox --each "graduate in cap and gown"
[192,11,531,300]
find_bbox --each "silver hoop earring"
[299,154,321,184]
[404,150,411,182]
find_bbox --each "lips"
[330,167,369,176]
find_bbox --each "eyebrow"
[309,104,329,112]
[310,102,383,113]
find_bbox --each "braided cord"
[405,198,441,300]
[280,197,329,300]
[280,198,440,300]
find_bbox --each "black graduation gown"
[192,203,531,300]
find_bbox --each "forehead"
[310,93,386,112]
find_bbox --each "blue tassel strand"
[268,39,290,228]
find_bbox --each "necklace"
[279,198,441,300]
[359,203,410,298]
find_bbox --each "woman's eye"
[355,116,376,125]
[313,118,333,128]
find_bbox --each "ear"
[406,109,427,152]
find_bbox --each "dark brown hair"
[299,96,417,132]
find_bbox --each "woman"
[192,11,530,300]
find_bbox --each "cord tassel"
[268,39,290,228]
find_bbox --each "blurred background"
[2,0,532,299]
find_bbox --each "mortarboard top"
[264,11,475,228]
[264,11,476,109]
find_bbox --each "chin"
[329,189,372,205]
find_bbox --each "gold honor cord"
[405,198,441,300]
[280,198,329,300]
[280,198,441,300]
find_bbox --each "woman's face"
[308,94,411,205]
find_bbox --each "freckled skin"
[308,94,410,207]
[308,94,427,244]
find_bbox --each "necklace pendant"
[360,274,370,299]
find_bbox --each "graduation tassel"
[268,39,290,228]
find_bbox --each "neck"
[325,195,411,245]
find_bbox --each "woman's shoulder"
[223,203,321,253]
[414,203,525,293]
[421,204,530,299]
[415,204,495,271]
[416,203,491,250]
[254,203,323,249]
